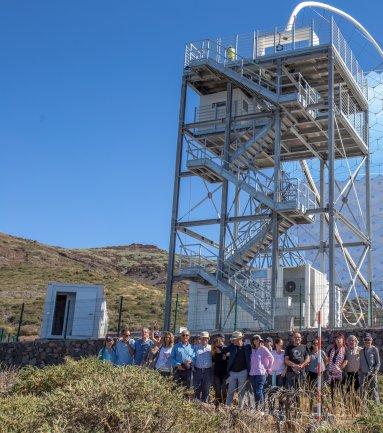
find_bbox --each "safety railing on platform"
[185,19,367,99]
[331,19,367,97]
[337,87,367,142]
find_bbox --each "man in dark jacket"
[224,331,251,408]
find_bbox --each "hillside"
[0,233,186,338]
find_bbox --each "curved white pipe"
[285,1,383,59]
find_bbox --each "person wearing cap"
[114,326,135,366]
[265,337,273,352]
[249,335,274,412]
[98,335,116,363]
[193,331,213,402]
[343,335,361,392]
[359,333,381,402]
[224,331,251,408]
[171,329,196,389]
[132,327,154,366]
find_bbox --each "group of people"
[98,327,381,412]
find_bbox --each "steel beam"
[163,77,187,331]
[328,48,336,328]
[366,110,373,326]
[216,81,233,330]
[177,213,270,228]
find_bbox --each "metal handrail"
[177,243,272,314]
[185,20,367,98]
[186,141,318,211]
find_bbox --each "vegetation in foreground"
[1,358,383,433]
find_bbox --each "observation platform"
[183,20,368,167]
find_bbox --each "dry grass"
[0,358,382,433]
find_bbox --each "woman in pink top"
[249,335,274,412]
[328,333,346,402]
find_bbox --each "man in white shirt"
[193,331,213,402]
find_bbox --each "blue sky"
[1,0,383,249]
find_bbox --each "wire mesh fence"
[0,293,179,343]
[2,278,383,344]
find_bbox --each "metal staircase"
[175,38,318,330]
[225,219,293,268]
[186,142,317,219]
[176,244,273,328]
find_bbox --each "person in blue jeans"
[249,335,274,413]
[98,335,116,363]
[171,329,196,389]
[224,331,252,408]
[133,327,154,365]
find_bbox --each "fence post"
[117,296,124,336]
[16,302,25,342]
[173,293,179,334]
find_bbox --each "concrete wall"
[1,327,383,369]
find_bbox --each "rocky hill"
[0,233,186,338]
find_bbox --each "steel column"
[320,159,326,274]
[271,61,282,328]
[216,81,233,330]
[365,110,373,326]
[328,48,336,328]
[163,77,187,331]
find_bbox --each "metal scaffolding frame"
[164,17,376,331]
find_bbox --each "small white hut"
[40,283,108,340]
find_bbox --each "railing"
[225,220,271,259]
[185,39,277,94]
[331,19,367,97]
[186,141,275,197]
[186,141,317,212]
[337,86,367,142]
[185,19,367,99]
[177,243,272,315]
[191,73,320,125]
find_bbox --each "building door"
[51,292,76,337]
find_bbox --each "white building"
[40,283,108,340]
[187,264,330,332]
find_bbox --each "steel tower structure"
[164,17,377,331]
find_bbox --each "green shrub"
[2,357,221,433]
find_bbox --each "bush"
[1,357,221,433]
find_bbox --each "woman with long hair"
[211,336,228,405]
[149,331,174,377]
[249,335,274,413]
[98,335,116,363]
[328,333,346,402]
